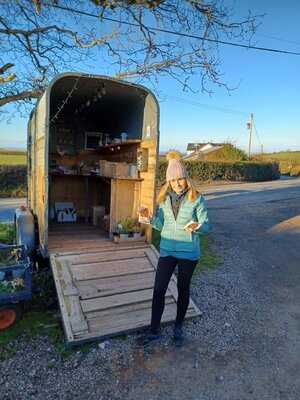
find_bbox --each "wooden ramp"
[50,240,201,344]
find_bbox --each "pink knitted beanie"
[166,151,187,181]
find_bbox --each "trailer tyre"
[0,304,22,331]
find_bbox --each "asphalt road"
[0,198,26,222]
[122,176,300,400]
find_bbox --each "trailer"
[26,73,200,344]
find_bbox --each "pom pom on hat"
[166,150,182,161]
[166,150,187,181]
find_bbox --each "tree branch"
[0,89,43,107]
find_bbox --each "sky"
[1,1,300,154]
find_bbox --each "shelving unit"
[96,139,141,150]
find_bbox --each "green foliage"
[0,222,16,244]
[0,278,24,293]
[0,165,27,197]
[0,266,95,360]
[151,230,220,277]
[193,236,221,277]
[254,151,300,177]
[290,165,300,177]
[0,150,27,165]
[204,143,248,161]
[158,160,280,183]
[258,150,300,162]
[117,217,138,233]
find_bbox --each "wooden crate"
[99,160,130,178]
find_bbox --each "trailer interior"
[47,75,155,251]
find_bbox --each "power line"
[258,33,300,47]
[165,95,247,115]
[51,4,300,57]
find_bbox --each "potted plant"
[115,217,135,241]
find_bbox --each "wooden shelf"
[111,176,143,181]
[49,172,142,181]
[96,139,141,151]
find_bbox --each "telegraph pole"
[247,113,253,159]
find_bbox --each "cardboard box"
[99,160,130,178]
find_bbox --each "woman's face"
[169,178,188,194]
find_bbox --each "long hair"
[157,177,200,204]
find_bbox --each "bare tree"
[0,0,259,114]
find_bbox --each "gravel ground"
[1,180,300,400]
[0,237,267,400]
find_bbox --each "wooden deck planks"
[88,302,177,331]
[71,257,153,281]
[81,288,173,314]
[85,306,197,339]
[85,298,173,320]
[71,248,148,265]
[50,241,201,344]
[77,271,155,300]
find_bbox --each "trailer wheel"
[0,304,22,331]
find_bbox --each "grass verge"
[152,228,220,276]
[0,222,15,244]
[0,223,94,360]
[0,267,95,360]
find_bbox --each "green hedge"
[158,160,280,183]
[0,165,27,197]
[0,161,280,198]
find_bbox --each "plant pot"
[119,233,129,240]
[133,232,142,239]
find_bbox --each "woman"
[138,151,210,347]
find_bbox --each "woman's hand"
[138,206,153,219]
[184,222,200,233]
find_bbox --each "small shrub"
[0,222,15,244]
[204,143,248,162]
[0,165,27,198]
[290,165,300,177]
[117,217,136,233]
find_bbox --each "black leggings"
[151,256,197,332]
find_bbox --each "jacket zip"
[168,194,186,251]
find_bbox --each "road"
[0,198,26,222]
[121,176,300,400]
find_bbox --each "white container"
[129,164,138,178]
[121,132,128,142]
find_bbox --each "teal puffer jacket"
[151,193,210,258]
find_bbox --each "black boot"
[137,329,161,347]
[173,325,184,347]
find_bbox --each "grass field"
[254,151,300,176]
[0,149,26,165]
[259,151,300,162]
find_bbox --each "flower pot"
[133,232,142,239]
[119,233,129,240]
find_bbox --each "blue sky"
[1,1,300,154]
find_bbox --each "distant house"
[185,142,225,159]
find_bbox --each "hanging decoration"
[48,79,108,124]
[49,77,80,125]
